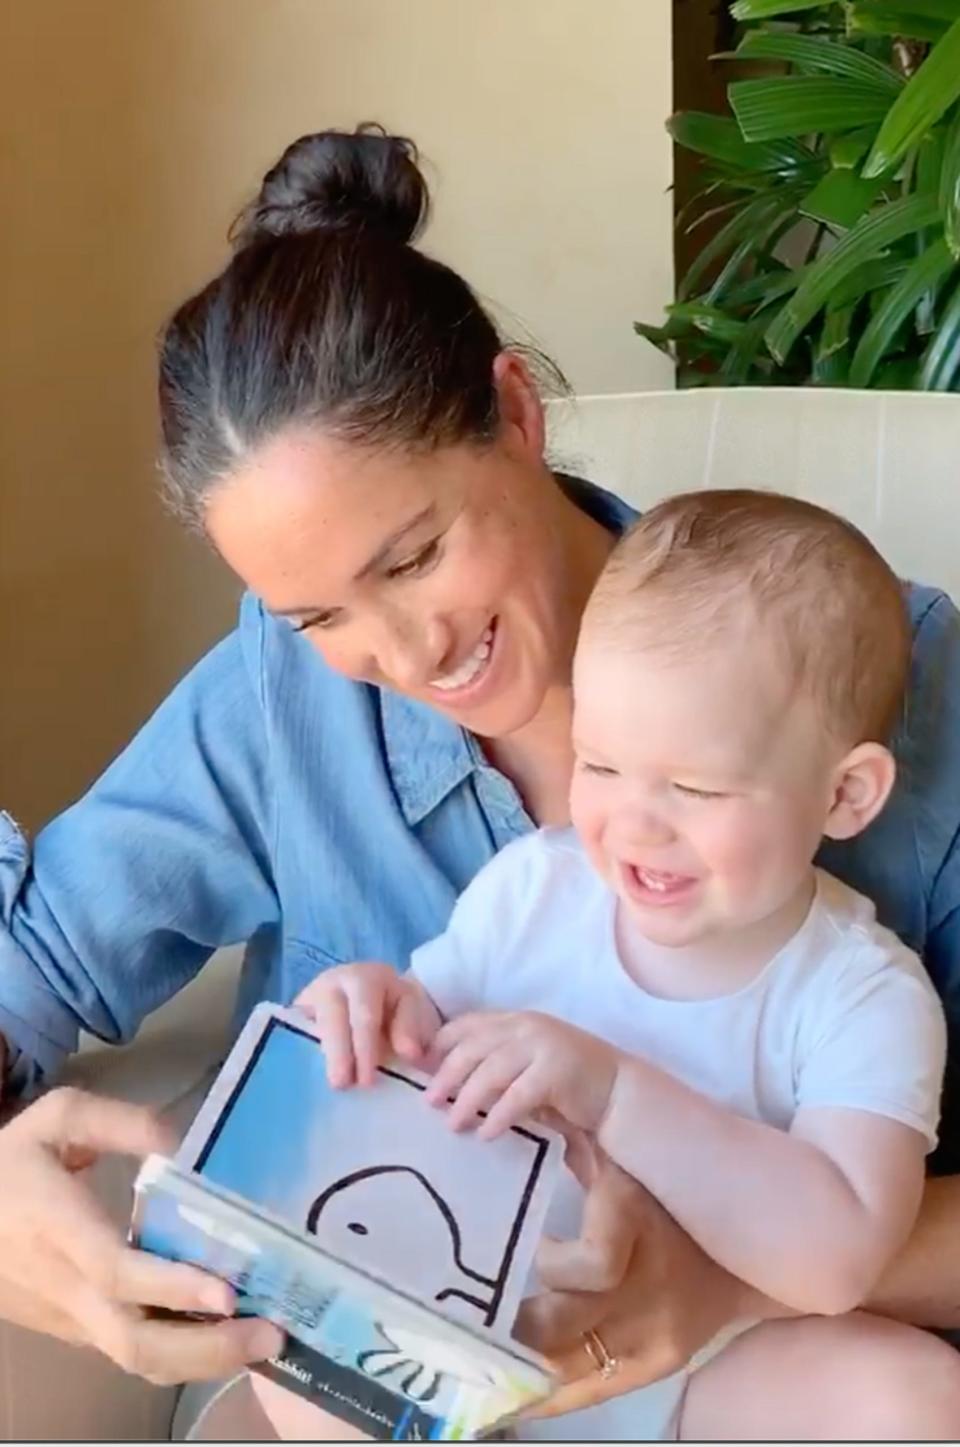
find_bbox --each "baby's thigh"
[250,1373,374,1441]
[680,1311,960,1442]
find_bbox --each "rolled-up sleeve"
[0,615,280,1094]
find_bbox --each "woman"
[2,126,960,1437]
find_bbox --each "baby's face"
[570,626,839,950]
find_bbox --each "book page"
[178,1005,564,1338]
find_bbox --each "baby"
[296,489,948,1440]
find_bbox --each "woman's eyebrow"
[273,503,438,617]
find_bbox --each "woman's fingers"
[520,1301,680,1420]
[111,1249,236,1315]
[536,1163,639,1295]
[525,1332,662,1421]
[19,1086,174,1163]
[80,1287,284,1386]
[0,1087,284,1385]
[514,1282,603,1355]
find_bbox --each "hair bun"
[233,124,429,250]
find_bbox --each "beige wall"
[0,0,673,830]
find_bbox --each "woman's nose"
[374,614,449,690]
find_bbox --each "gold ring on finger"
[581,1327,621,1379]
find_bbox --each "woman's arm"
[523,1166,960,1419]
[868,1174,960,1329]
[516,1146,792,1419]
[0,611,278,1092]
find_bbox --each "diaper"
[517,1318,760,1443]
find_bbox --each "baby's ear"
[823,742,897,841]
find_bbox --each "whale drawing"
[306,1164,499,1321]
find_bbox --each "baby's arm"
[595,1061,926,1317]
[296,963,440,1086]
[430,955,944,1317]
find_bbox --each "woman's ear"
[492,351,546,462]
[823,742,897,841]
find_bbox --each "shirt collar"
[381,476,637,827]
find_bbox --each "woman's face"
[205,359,585,738]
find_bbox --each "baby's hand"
[296,963,440,1088]
[425,1011,620,1138]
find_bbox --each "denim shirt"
[3,478,960,1168]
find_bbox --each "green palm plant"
[639,1,960,388]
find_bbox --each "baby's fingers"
[476,1068,543,1139]
[308,989,356,1088]
[345,983,388,1087]
[444,1052,527,1133]
[424,1035,489,1108]
[388,987,435,1062]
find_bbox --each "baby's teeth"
[639,869,668,892]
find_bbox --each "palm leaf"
[721,305,785,382]
[813,304,856,383]
[731,0,832,16]
[730,77,892,142]
[863,19,960,176]
[668,112,812,173]
[801,167,889,226]
[733,33,902,94]
[941,108,960,259]
[830,126,881,169]
[765,192,941,361]
[722,265,808,309]
[828,255,908,306]
[848,238,957,384]
[916,279,960,386]
[848,2,960,44]
[677,190,794,301]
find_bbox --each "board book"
[131,1003,564,1440]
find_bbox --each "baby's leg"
[248,1374,373,1441]
[681,1311,960,1442]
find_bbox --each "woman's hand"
[516,1140,778,1418]
[0,1087,283,1384]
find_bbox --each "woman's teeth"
[430,627,494,692]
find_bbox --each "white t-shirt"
[411,829,946,1441]
[412,828,946,1158]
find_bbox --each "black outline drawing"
[193,1017,551,1329]
[356,1330,444,1405]
[306,1164,498,1318]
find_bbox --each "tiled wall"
[548,388,960,602]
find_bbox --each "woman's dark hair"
[158,124,558,529]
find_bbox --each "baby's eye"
[580,761,619,778]
[389,538,442,579]
[673,782,727,800]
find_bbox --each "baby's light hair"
[587,489,910,746]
